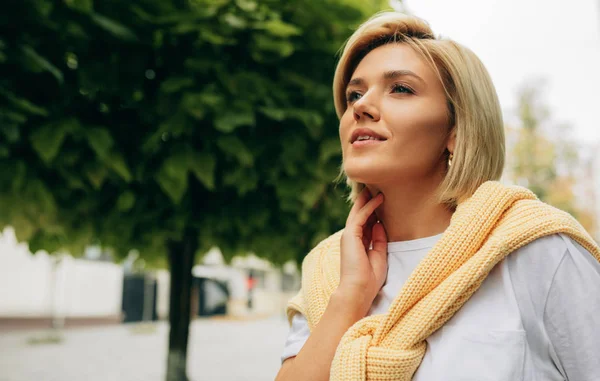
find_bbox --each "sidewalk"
[0,314,291,381]
[0,316,122,333]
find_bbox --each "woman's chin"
[344,167,386,185]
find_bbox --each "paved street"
[0,315,291,381]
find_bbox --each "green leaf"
[59,168,86,190]
[280,137,307,176]
[30,119,78,164]
[85,163,108,189]
[33,0,53,17]
[257,107,324,137]
[131,6,218,24]
[90,13,138,42]
[0,88,48,116]
[156,153,189,203]
[86,127,114,159]
[1,124,20,143]
[0,109,27,124]
[217,136,254,167]
[10,161,27,192]
[141,113,188,154]
[199,28,237,45]
[222,166,258,195]
[257,19,302,37]
[288,109,324,138]
[258,107,285,121]
[181,93,208,120]
[30,179,57,214]
[21,46,63,84]
[66,22,89,39]
[107,154,132,182]
[58,149,80,166]
[189,152,216,190]
[161,77,194,93]
[117,191,135,211]
[198,91,223,109]
[12,215,36,242]
[214,110,255,133]
[235,0,257,12]
[172,23,201,34]
[319,138,341,163]
[64,0,93,12]
[300,182,325,208]
[252,35,295,58]
[222,13,247,29]
[184,58,218,76]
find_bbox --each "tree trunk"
[166,229,198,381]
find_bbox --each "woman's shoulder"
[300,229,344,264]
[505,233,600,309]
[287,230,345,326]
[501,233,600,378]
[507,233,597,274]
[509,233,597,267]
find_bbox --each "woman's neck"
[366,179,454,242]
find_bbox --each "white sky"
[402,0,600,145]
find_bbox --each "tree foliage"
[0,0,389,265]
[508,81,596,235]
[1,1,391,379]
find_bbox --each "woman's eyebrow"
[383,70,425,85]
[347,70,426,89]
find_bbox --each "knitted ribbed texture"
[286,181,600,381]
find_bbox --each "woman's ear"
[446,128,456,154]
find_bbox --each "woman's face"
[339,43,454,187]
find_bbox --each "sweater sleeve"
[543,236,600,380]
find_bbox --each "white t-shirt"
[281,233,600,380]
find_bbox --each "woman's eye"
[346,91,362,103]
[391,84,414,94]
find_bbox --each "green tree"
[508,81,596,234]
[511,82,554,199]
[0,0,388,379]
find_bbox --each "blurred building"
[0,227,300,330]
[0,227,124,330]
[153,248,300,320]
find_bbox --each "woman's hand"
[337,188,388,316]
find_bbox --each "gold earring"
[448,153,453,167]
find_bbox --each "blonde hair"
[334,12,505,208]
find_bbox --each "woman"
[275,11,600,381]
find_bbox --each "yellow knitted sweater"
[286,181,600,381]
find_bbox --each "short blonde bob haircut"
[334,12,505,208]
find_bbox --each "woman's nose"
[353,96,380,122]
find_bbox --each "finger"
[362,213,378,248]
[370,221,387,255]
[352,193,383,230]
[368,222,388,279]
[346,187,371,225]
[365,212,378,227]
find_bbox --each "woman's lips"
[350,128,387,143]
[351,139,386,147]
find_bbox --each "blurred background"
[0,0,599,380]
